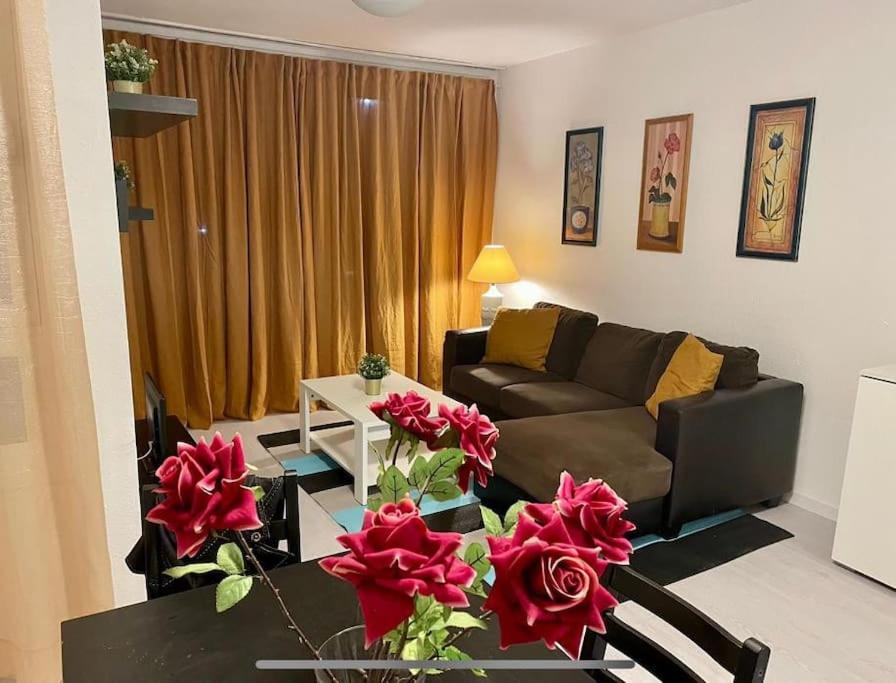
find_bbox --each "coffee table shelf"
[299,373,459,503]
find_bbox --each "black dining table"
[62,559,593,682]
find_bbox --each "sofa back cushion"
[575,323,664,403]
[482,307,560,371]
[646,330,760,396]
[534,302,599,379]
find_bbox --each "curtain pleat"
[107,30,497,429]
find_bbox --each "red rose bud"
[146,433,262,558]
[526,471,635,564]
[319,499,476,647]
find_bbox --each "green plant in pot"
[358,353,390,396]
[104,39,158,94]
[114,160,135,190]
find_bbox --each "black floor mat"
[630,514,793,586]
[257,421,353,450]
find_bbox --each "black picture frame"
[736,97,815,261]
[561,126,603,246]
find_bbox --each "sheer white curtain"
[0,0,115,679]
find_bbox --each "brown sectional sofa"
[443,302,804,536]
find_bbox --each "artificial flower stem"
[390,433,404,467]
[235,533,340,683]
[413,474,432,507]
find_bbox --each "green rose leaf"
[463,542,491,582]
[215,575,253,613]
[428,481,462,502]
[446,611,488,630]
[250,485,265,502]
[428,448,464,482]
[408,455,430,489]
[367,495,384,511]
[440,647,485,677]
[379,465,410,504]
[503,500,529,533]
[665,172,677,190]
[480,505,503,536]
[216,542,245,575]
[162,562,223,579]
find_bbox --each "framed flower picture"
[736,98,815,261]
[636,114,693,253]
[561,126,603,246]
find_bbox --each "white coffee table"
[299,373,461,504]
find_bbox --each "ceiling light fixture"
[352,0,424,18]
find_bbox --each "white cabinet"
[832,365,896,588]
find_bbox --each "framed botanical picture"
[562,126,603,246]
[636,113,693,253]
[736,98,815,261]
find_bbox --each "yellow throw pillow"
[482,307,560,371]
[646,334,723,419]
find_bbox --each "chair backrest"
[582,565,769,683]
[137,470,301,599]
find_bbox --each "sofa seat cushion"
[499,381,633,418]
[450,364,564,408]
[575,323,664,404]
[493,408,671,504]
[534,302,599,379]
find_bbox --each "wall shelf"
[108,91,198,138]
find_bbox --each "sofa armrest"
[442,327,489,392]
[655,378,803,531]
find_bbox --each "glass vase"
[315,626,423,683]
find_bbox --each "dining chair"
[581,565,770,682]
[133,470,301,599]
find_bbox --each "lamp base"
[481,284,503,326]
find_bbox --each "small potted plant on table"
[104,39,158,94]
[358,353,390,396]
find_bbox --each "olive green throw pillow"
[482,307,560,372]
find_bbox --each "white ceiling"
[101,0,748,69]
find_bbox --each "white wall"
[494,0,896,518]
[46,0,143,604]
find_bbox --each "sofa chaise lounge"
[443,302,804,536]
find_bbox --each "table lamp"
[467,244,520,325]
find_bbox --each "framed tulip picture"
[736,98,815,261]
[561,126,603,246]
[637,113,693,253]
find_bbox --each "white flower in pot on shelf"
[104,39,158,94]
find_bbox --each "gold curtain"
[106,30,497,428]
[1,1,115,679]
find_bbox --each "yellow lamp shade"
[467,245,520,284]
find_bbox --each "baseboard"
[788,492,839,521]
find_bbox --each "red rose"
[664,132,681,154]
[319,499,476,646]
[369,391,447,444]
[526,471,635,564]
[437,403,498,493]
[146,433,262,558]
[649,166,661,182]
[484,512,617,655]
